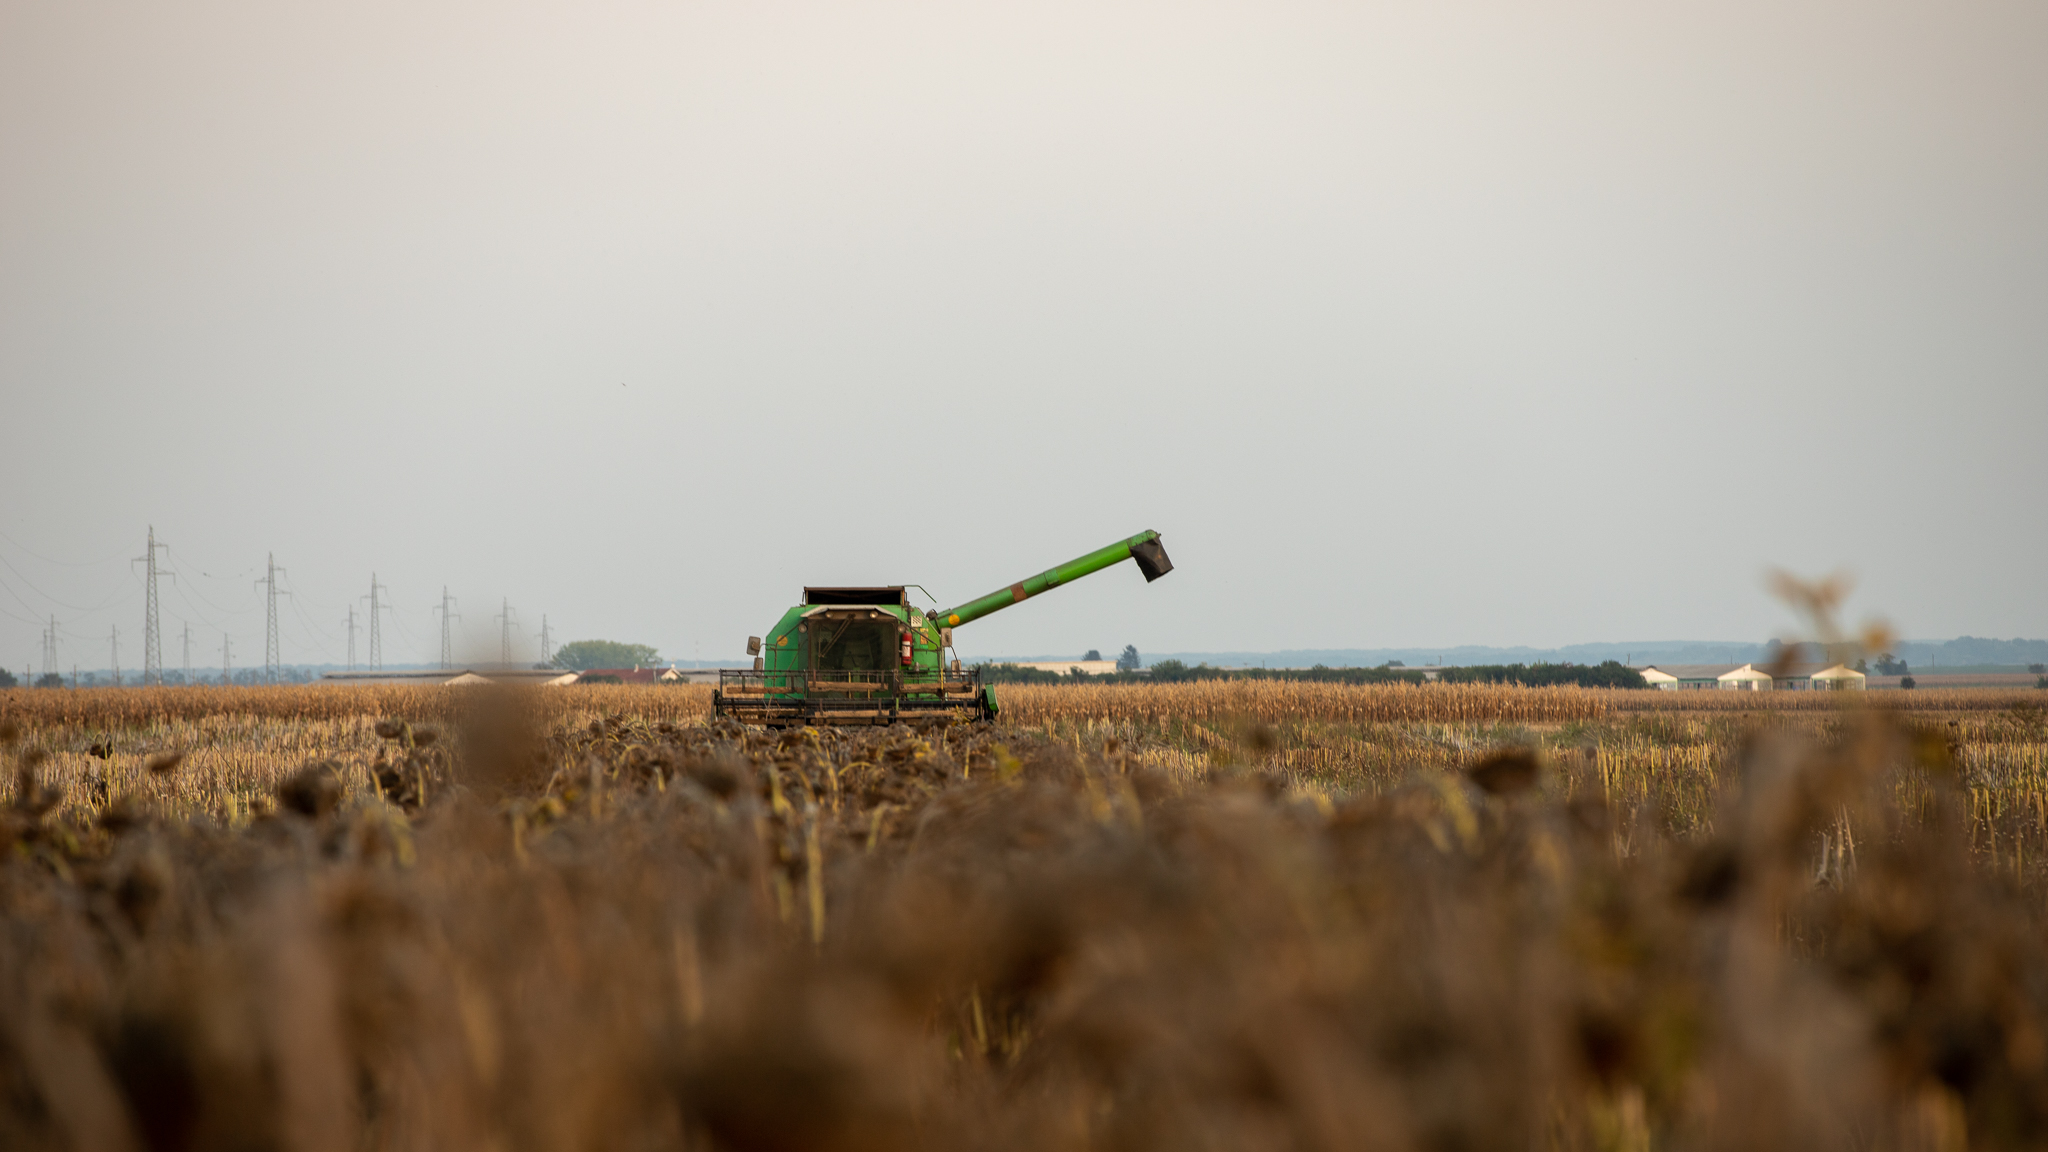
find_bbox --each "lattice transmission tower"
[435,587,460,670]
[254,554,287,683]
[494,599,518,667]
[363,574,390,671]
[135,526,173,685]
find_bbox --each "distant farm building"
[1639,662,1865,691]
[322,668,577,687]
[560,666,690,685]
[1008,660,1122,677]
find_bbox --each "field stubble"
[3,682,2047,1151]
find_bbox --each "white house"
[1809,664,1868,691]
[1007,659,1122,677]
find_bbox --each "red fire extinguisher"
[901,629,914,666]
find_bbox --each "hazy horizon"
[5,0,2043,674]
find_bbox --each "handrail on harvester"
[934,530,1172,630]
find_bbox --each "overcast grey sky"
[3,0,2043,670]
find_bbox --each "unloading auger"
[712,531,1173,727]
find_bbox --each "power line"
[0,550,140,614]
[0,529,132,568]
[162,547,257,615]
[383,597,431,665]
[435,587,460,670]
[41,616,57,681]
[0,580,45,625]
[276,575,341,665]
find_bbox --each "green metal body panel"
[714,530,1169,726]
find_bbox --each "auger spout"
[936,530,1172,630]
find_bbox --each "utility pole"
[222,634,233,683]
[135,526,173,685]
[434,587,460,670]
[362,574,389,671]
[495,598,517,667]
[181,621,192,684]
[539,614,554,668]
[343,606,358,672]
[110,625,120,687]
[254,553,287,684]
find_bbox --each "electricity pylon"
[494,599,517,667]
[135,526,173,685]
[434,587,460,670]
[343,605,358,671]
[41,616,58,682]
[362,574,390,671]
[254,554,287,683]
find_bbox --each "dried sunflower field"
[3,682,2047,1151]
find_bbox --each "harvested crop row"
[5,704,2047,1149]
[1001,680,1616,725]
[0,684,715,730]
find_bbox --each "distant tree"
[1901,676,1917,690]
[1855,658,1868,673]
[2031,663,2047,675]
[1874,654,1909,676]
[1440,661,1647,689]
[35,672,64,689]
[1116,645,1141,673]
[553,640,661,671]
[977,663,1067,684]
[1144,660,1233,683]
[1382,660,1405,668]
[0,668,14,689]
[1084,649,1102,662]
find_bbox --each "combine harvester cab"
[714,530,1173,727]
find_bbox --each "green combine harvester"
[714,530,1173,727]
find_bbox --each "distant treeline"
[1439,661,1647,689]
[978,660,1646,689]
